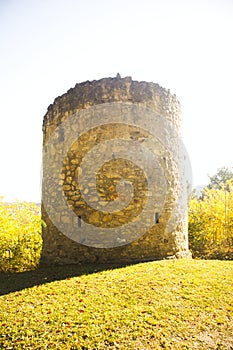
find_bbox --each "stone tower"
[41,76,191,265]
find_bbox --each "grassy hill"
[0,259,232,349]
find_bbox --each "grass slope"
[0,259,232,350]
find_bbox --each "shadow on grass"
[0,261,137,296]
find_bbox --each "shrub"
[0,198,42,272]
[188,180,233,260]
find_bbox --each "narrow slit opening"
[78,216,82,228]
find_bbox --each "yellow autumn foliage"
[0,197,42,272]
[188,180,233,259]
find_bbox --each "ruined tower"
[41,76,191,265]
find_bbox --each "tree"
[207,167,233,190]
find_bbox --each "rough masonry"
[41,76,191,265]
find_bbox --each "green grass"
[0,259,232,349]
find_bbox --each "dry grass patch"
[0,259,232,349]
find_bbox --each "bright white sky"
[0,0,233,202]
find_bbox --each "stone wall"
[41,76,191,265]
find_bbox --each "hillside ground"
[0,259,232,349]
